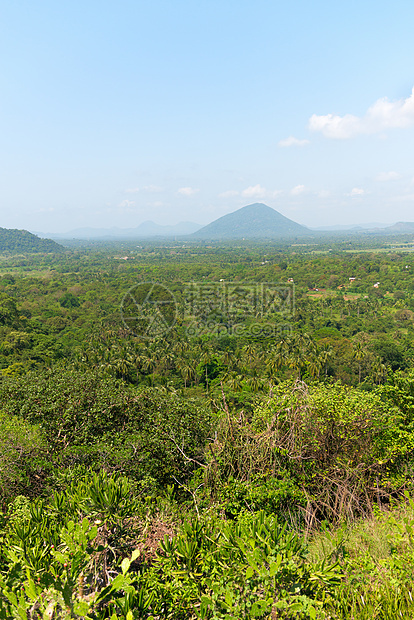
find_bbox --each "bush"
[0,367,212,491]
[0,412,45,503]
[204,380,414,522]
[214,473,306,520]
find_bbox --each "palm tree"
[307,354,322,379]
[242,343,256,365]
[275,337,290,357]
[248,371,262,393]
[114,355,134,382]
[319,343,334,377]
[266,350,285,380]
[372,358,387,385]
[352,343,365,384]
[200,347,214,390]
[221,349,234,369]
[225,371,244,392]
[140,355,154,375]
[176,358,194,388]
[288,351,304,380]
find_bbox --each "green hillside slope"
[0,228,63,253]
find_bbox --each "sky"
[1,0,414,233]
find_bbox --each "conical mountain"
[193,203,309,239]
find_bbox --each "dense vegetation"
[0,228,63,254]
[2,239,414,618]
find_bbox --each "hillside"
[0,228,63,253]
[193,203,309,239]
[383,221,414,233]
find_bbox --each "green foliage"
[0,519,152,620]
[0,412,45,502]
[0,227,63,254]
[0,472,155,619]
[310,493,414,618]
[382,368,414,417]
[2,240,414,616]
[146,510,340,619]
[371,338,407,371]
[0,293,19,327]
[211,473,306,520]
[0,475,340,619]
[203,380,414,521]
[0,367,212,489]
[59,291,81,308]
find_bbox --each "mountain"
[312,222,391,232]
[133,220,201,237]
[0,228,63,253]
[382,222,414,233]
[38,221,201,240]
[193,203,309,239]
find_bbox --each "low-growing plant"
[143,510,341,619]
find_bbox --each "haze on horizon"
[1,0,414,234]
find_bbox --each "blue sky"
[1,0,414,232]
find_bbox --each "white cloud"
[178,187,199,196]
[376,171,402,181]
[118,199,136,209]
[291,184,306,195]
[126,185,163,194]
[346,187,366,197]
[309,87,414,139]
[278,136,310,147]
[318,190,330,198]
[241,184,267,198]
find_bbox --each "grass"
[308,497,414,619]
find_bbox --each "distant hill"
[383,222,414,233]
[193,203,309,239]
[312,222,390,232]
[0,228,63,253]
[40,221,201,240]
[134,220,201,237]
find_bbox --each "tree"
[319,343,334,377]
[352,342,366,384]
[371,358,388,385]
[59,292,80,308]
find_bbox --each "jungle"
[2,236,414,618]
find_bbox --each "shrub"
[0,412,45,503]
[0,367,212,491]
[204,380,414,523]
